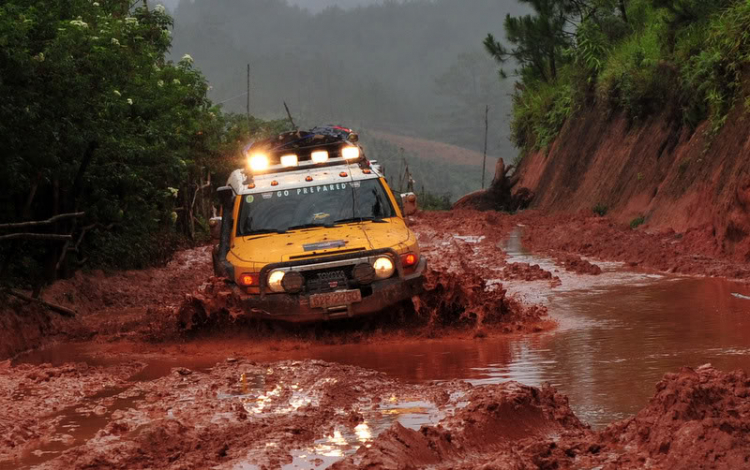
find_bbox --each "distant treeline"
[360,133,481,203]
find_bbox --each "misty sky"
[162,0,387,13]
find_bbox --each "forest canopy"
[0,0,287,287]
[488,0,750,154]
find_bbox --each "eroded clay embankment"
[515,105,750,266]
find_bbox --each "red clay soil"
[592,365,750,469]
[516,210,750,279]
[4,360,745,469]
[0,247,214,360]
[0,360,145,464]
[515,104,750,265]
[333,365,750,470]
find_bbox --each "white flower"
[91,36,99,40]
[180,54,194,64]
[157,80,164,87]
[110,38,120,46]
[113,90,121,97]
[172,79,181,85]
[125,17,138,26]
[33,52,45,62]
[92,2,100,6]
[127,98,133,105]
[167,187,179,198]
[70,18,88,28]
[155,4,166,14]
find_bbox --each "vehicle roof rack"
[243,125,369,178]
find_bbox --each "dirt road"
[2,210,750,469]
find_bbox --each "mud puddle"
[7,347,224,469]
[255,227,750,427]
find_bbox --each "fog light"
[353,263,376,285]
[268,270,286,293]
[281,271,304,293]
[373,257,394,280]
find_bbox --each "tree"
[483,0,572,83]
[0,0,287,286]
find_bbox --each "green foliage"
[593,203,609,216]
[630,215,646,228]
[680,0,750,132]
[418,192,453,211]
[492,0,750,154]
[0,0,286,285]
[511,74,576,151]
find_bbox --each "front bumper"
[234,257,426,323]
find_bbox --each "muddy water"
[9,228,750,468]
[264,228,750,426]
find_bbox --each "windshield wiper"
[286,223,334,231]
[334,216,386,225]
[245,228,287,237]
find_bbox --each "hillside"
[482,0,750,262]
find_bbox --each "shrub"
[630,216,646,229]
[593,203,608,216]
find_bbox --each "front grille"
[303,265,355,294]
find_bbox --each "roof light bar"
[248,153,269,172]
[342,146,360,160]
[280,154,299,167]
[311,150,329,164]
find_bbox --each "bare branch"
[0,213,85,230]
[0,233,72,242]
[5,289,76,317]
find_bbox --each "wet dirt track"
[3,210,750,469]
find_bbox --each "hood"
[231,219,413,265]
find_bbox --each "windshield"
[237,179,396,236]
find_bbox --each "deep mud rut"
[3,210,750,469]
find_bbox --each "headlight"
[342,146,360,160]
[372,257,395,280]
[268,270,286,293]
[249,153,269,172]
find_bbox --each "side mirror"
[400,192,418,216]
[209,217,222,240]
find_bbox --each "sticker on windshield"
[245,195,255,204]
[294,183,350,196]
[256,183,354,201]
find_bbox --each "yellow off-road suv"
[212,126,425,322]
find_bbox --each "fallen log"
[5,289,76,318]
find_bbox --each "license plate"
[309,290,362,309]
